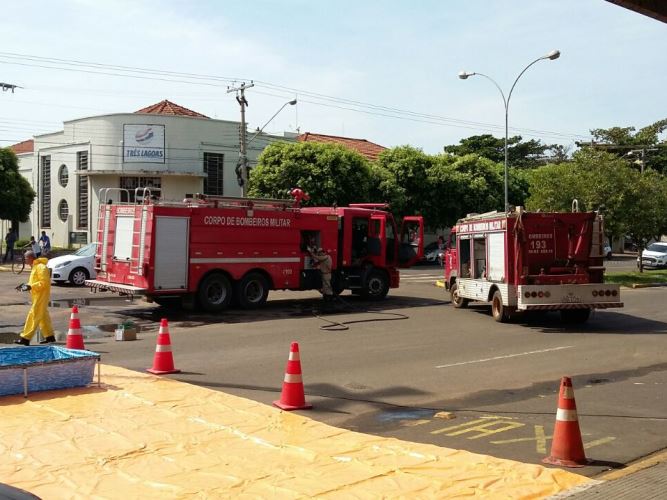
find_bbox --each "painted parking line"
[435,345,574,369]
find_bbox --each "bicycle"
[12,251,26,274]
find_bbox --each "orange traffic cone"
[273,342,312,410]
[147,318,181,375]
[65,305,85,350]
[543,377,588,467]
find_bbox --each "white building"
[9,100,292,248]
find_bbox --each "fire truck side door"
[368,215,386,263]
[154,216,189,290]
[398,216,424,267]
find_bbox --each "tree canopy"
[247,141,372,206]
[0,147,35,223]
[443,134,566,168]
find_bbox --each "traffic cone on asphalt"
[65,305,85,350]
[273,342,312,410]
[147,318,181,375]
[543,376,588,467]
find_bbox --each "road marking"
[491,425,550,454]
[435,346,574,369]
[584,436,616,449]
[431,416,524,439]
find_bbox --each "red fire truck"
[85,188,423,311]
[443,206,622,323]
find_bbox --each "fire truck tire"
[69,267,89,286]
[362,269,389,300]
[450,283,469,308]
[198,273,233,312]
[237,272,270,309]
[560,308,591,324]
[491,290,510,323]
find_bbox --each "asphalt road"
[1,262,665,478]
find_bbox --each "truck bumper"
[85,279,147,296]
[517,284,622,311]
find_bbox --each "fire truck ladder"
[180,193,298,211]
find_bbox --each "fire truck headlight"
[537,291,544,298]
[592,290,598,297]
[524,292,531,299]
[605,289,612,296]
[612,289,618,296]
[544,291,551,298]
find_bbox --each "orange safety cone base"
[272,399,312,411]
[147,367,181,375]
[542,456,589,468]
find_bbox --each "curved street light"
[458,50,560,211]
[238,98,297,195]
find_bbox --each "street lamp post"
[237,99,297,196]
[458,50,560,211]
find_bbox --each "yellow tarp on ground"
[0,365,588,498]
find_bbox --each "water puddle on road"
[49,297,135,308]
[376,409,435,423]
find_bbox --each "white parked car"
[637,242,667,269]
[603,242,612,259]
[47,243,99,286]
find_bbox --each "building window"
[203,152,224,196]
[58,164,68,187]
[58,199,69,222]
[40,156,51,228]
[119,176,161,203]
[77,151,89,229]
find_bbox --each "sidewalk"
[558,451,667,499]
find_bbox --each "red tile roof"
[135,100,209,119]
[10,139,34,154]
[297,132,386,161]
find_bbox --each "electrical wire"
[0,51,593,143]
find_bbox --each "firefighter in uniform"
[14,251,56,346]
[309,247,334,305]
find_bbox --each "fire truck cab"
[86,188,423,311]
[444,206,622,323]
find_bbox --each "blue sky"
[0,0,664,154]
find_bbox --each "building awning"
[78,170,206,177]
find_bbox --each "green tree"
[624,170,667,271]
[443,134,563,168]
[248,141,372,206]
[374,146,433,218]
[526,149,649,241]
[0,147,35,223]
[588,119,667,174]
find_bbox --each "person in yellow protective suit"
[14,251,55,346]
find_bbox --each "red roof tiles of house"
[10,139,34,154]
[297,132,386,161]
[135,100,209,119]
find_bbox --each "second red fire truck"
[444,206,623,323]
[86,188,424,311]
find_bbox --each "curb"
[631,283,667,289]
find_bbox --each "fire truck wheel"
[560,308,591,324]
[450,283,469,308]
[237,272,269,309]
[198,273,233,312]
[362,270,389,300]
[491,290,509,323]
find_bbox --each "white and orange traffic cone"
[273,342,312,410]
[65,305,85,350]
[543,376,588,467]
[147,318,180,375]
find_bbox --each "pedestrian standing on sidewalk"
[3,228,16,263]
[39,231,51,256]
[14,251,55,346]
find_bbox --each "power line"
[0,51,592,143]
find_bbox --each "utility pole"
[227,81,254,196]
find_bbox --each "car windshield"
[647,243,667,253]
[73,243,98,257]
